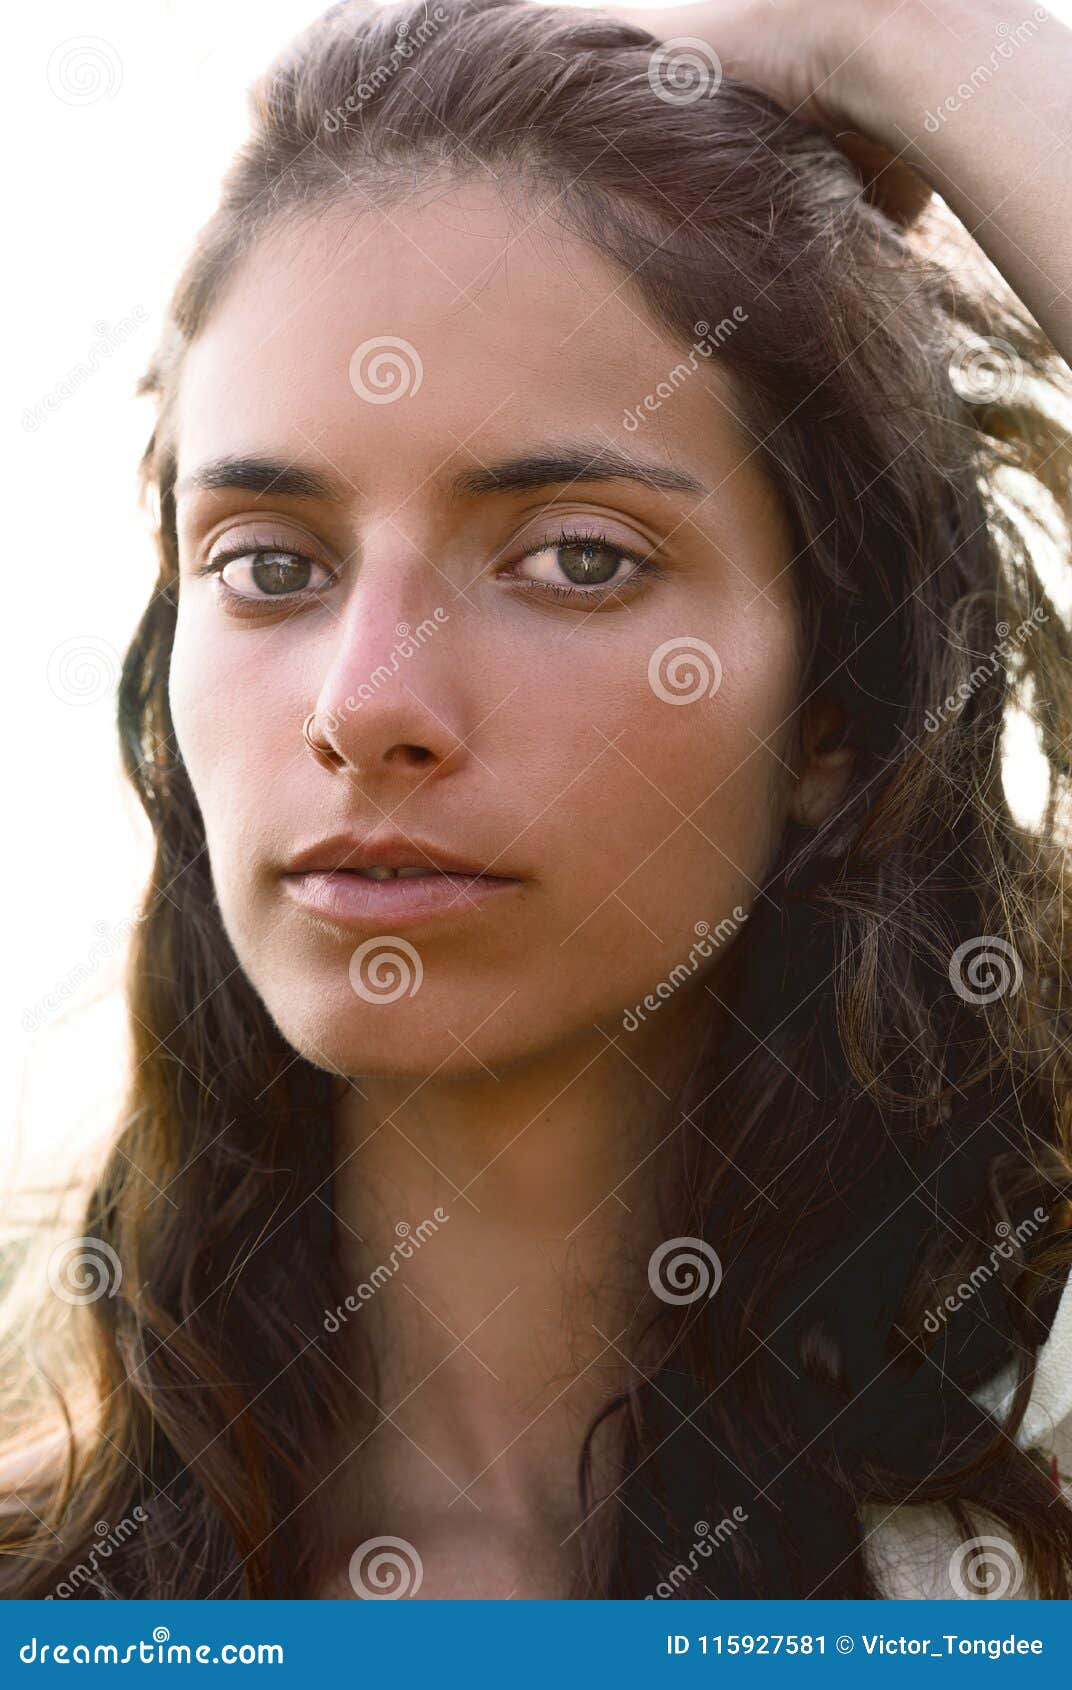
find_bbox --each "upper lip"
[283,832,518,878]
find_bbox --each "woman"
[3,0,1072,1600]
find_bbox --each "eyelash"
[514,527,666,603]
[196,525,667,614]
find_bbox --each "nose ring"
[302,710,335,761]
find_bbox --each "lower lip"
[281,869,522,929]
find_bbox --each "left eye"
[212,550,332,597]
[513,533,654,595]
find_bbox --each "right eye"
[204,547,335,601]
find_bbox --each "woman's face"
[168,179,810,1077]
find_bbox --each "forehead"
[174,178,750,498]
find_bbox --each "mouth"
[280,865,523,930]
[325,865,484,880]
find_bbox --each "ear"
[788,694,856,829]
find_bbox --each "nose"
[307,540,466,793]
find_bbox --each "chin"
[277,1018,516,1080]
[249,970,509,1080]
[228,910,599,1079]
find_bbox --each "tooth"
[356,864,451,879]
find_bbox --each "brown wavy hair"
[4,0,1072,1599]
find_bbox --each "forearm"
[823,0,1072,361]
[614,0,1072,361]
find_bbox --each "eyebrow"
[173,444,711,504]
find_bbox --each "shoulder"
[863,1268,1072,1600]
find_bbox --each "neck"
[321,985,717,1531]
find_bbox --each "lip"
[283,831,512,878]
[281,867,522,930]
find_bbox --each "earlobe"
[788,698,856,828]
[789,742,856,828]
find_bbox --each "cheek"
[530,616,797,1011]
[167,612,304,886]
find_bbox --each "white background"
[6,0,1070,1205]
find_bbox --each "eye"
[510,527,664,602]
[200,542,335,605]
